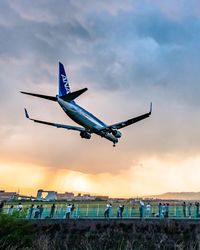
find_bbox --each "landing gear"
[113,143,116,147]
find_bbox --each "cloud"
[1,0,200,196]
[149,0,200,20]
[2,155,200,197]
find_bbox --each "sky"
[1,0,200,197]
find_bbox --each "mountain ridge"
[144,192,200,200]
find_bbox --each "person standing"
[195,202,199,218]
[117,204,124,218]
[188,203,192,218]
[50,204,56,218]
[165,203,169,218]
[182,202,186,217]
[39,205,44,219]
[0,201,5,213]
[66,204,72,219]
[17,202,23,217]
[104,203,112,218]
[162,204,166,218]
[17,203,23,212]
[117,205,121,218]
[139,201,144,218]
[34,205,40,219]
[120,205,124,218]
[28,204,34,219]
[7,205,14,215]
[146,203,151,217]
[71,204,75,218]
[158,203,162,217]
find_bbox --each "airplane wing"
[24,108,85,132]
[99,103,152,132]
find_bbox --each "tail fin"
[59,62,71,97]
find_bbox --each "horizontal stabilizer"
[61,88,88,101]
[20,91,57,101]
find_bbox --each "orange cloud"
[1,155,200,197]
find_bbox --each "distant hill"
[145,192,200,200]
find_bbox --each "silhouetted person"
[120,205,124,218]
[188,203,192,218]
[195,202,199,218]
[117,205,120,218]
[0,201,4,213]
[165,203,169,218]
[146,203,151,217]
[17,202,23,217]
[17,202,23,212]
[158,203,162,217]
[117,205,124,218]
[50,204,56,218]
[182,202,186,217]
[7,205,14,215]
[71,204,75,217]
[139,201,144,218]
[104,203,112,218]
[39,205,44,219]
[162,203,166,218]
[34,205,40,219]
[66,204,72,219]
[28,204,34,219]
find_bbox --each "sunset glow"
[1,154,200,197]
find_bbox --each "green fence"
[1,204,200,219]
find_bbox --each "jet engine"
[80,131,91,139]
[112,130,122,138]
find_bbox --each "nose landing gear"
[113,143,116,147]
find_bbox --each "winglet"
[24,108,29,119]
[150,102,152,114]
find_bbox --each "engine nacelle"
[112,130,122,138]
[80,131,91,139]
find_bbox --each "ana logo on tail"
[61,74,70,93]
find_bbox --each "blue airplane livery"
[21,62,152,147]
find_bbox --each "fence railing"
[1,204,200,220]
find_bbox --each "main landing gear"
[113,143,116,147]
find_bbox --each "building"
[36,189,57,201]
[0,190,18,201]
[74,194,109,201]
[76,194,95,201]
[57,192,75,201]
[93,195,109,201]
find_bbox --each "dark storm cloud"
[82,10,200,106]
[2,0,199,94]
[0,16,91,62]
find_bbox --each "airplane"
[21,62,152,147]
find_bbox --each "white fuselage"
[57,96,119,143]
